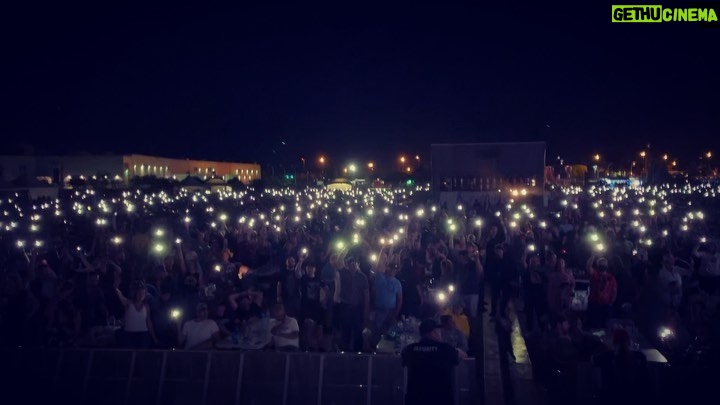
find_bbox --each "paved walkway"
[479,292,544,405]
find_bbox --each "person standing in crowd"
[499,244,521,317]
[487,243,509,317]
[228,288,263,320]
[693,241,720,294]
[547,257,575,317]
[299,261,327,351]
[178,302,220,349]
[457,243,483,318]
[116,282,158,349]
[659,252,683,310]
[373,258,403,335]
[548,314,578,405]
[269,303,300,351]
[402,319,465,405]
[153,260,180,348]
[523,253,548,331]
[586,256,617,329]
[0,272,39,346]
[76,271,108,340]
[277,255,302,318]
[337,256,369,351]
[593,328,648,404]
[397,256,423,319]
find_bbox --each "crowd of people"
[2,181,720,402]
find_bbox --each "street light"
[594,154,600,162]
[405,167,411,173]
[706,151,712,159]
[367,162,374,171]
[348,164,357,173]
[318,156,326,165]
[639,151,647,178]
[399,155,406,164]
[663,154,668,161]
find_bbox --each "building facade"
[431,142,547,207]
[0,154,261,186]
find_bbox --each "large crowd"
[2,181,720,402]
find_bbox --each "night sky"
[2,3,718,170]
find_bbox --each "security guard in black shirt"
[402,319,466,405]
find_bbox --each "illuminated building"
[0,154,261,187]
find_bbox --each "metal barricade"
[0,347,478,405]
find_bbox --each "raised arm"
[178,246,187,275]
[294,257,304,279]
[586,255,596,274]
[116,288,130,308]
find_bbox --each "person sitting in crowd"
[228,289,263,322]
[446,302,470,339]
[269,303,300,351]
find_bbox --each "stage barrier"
[1,348,478,405]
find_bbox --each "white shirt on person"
[124,304,149,332]
[269,317,300,348]
[182,319,219,349]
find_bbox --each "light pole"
[318,156,326,181]
[640,151,647,179]
[593,154,600,179]
[301,157,307,188]
[347,164,358,182]
[705,151,712,177]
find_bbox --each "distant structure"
[431,142,547,207]
[0,154,261,187]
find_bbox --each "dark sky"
[2,3,718,170]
